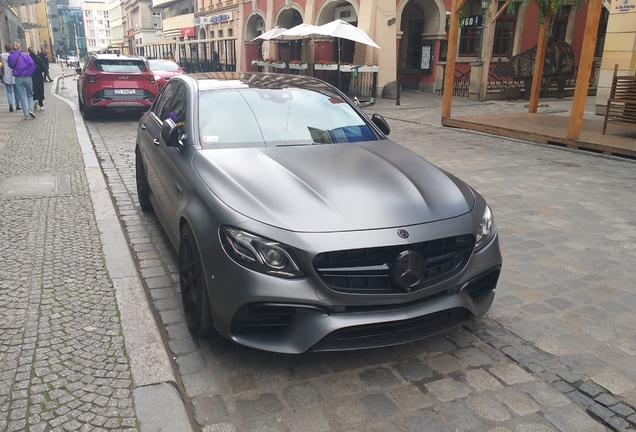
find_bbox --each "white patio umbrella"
[251,26,288,42]
[309,19,380,49]
[272,23,320,40]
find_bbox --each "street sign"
[461,15,483,27]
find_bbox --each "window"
[88,39,96,47]
[549,6,570,44]
[459,0,483,56]
[94,59,148,72]
[228,28,233,37]
[594,8,608,57]
[103,10,109,18]
[84,10,92,17]
[106,29,111,37]
[99,29,105,36]
[86,20,93,26]
[153,81,177,121]
[89,29,95,37]
[153,12,162,29]
[492,1,517,56]
[100,39,106,46]
[198,88,377,148]
[97,10,103,16]
[405,19,423,69]
[218,30,223,38]
[98,20,104,26]
[105,21,110,28]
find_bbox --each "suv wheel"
[83,105,96,120]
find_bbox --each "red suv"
[77,53,158,120]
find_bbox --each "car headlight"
[220,226,304,278]
[154,75,162,81]
[475,205,496,252]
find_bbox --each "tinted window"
[153,81,177,121]
[198,88,377,148]
[94,59,148,73]
[149,60,181,71]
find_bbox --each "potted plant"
[255,58,270,67]
[288,60,308,70]
[359,64,379,73]
[270,59,287,69]
[340,64,354,72]
[314,60,338,70]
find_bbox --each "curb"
[50,76,195,432]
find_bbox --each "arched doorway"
[397,0,446,92]
[275,7,304,65]
[245,13,266,71]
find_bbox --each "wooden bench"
[603,64,636,134]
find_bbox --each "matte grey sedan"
[135,72,502,354]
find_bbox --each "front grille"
[231,304,296,336]
[310,308,470,352]
[313,235,475,294]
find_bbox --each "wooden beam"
[491,0,510,23]
[567,0,603,139]
[442,0,468,119]
[528,8,553,113]
[480,0,500,101]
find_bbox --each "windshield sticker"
[203,135,219,142]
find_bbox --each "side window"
[166,83,187,129]
[152,82,177,122]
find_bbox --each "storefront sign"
[615,0,634,12]
[439,40,448,62]
[421,40,435,72]
[181,27,195,37]
[461,15,482,27]
[196,12,232,26]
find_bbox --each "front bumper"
[199,224,502,354]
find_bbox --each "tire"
[78,96,84,111]
[135,147,153,212]
[179,224,213,337]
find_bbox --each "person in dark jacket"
[39,49,53,82]
[28,46,46,110]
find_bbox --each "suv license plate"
[114,89,136,95]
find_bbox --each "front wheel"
[179,224,213,337]
[82,104,96,120]
[135,147,153,212]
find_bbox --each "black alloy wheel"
[179,224,213,337]
[135,147,153,211]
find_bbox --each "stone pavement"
[0,64,193,431]
[51,70,636,432]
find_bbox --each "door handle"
[140,123,147,129]
[173,182,183,198]
[153,138,160,146]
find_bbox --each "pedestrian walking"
[28,46,46,110]
[0,43,21,112]
[39,49,53,82]
[7,41,36,119]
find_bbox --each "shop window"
[405,19,424,69]
[492,1,517,56]
[153,12,162,29]
[459,0,482,56]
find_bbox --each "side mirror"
[75,67,82,76]
[161,119,180,147]
[371,114,390,136]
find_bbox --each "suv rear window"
[94,60,148,73]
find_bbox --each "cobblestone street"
[1,64,635,431]
[53,71,636,432]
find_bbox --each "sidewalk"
[0,64,193,431]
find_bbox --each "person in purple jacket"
[7,41,36,119]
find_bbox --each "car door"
[138,81,177,233]
[151,81,191,241]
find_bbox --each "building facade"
[241,0,610,98]
[82,0,112,53]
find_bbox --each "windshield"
[149,60,180,71]
[198,88,377,148]
[94,60,148,73]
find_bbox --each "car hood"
[154,70,182,78]
[193,141,475,232]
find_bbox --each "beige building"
[82,0,112,53]
[36,0,54,60]
[594,0,636,114]
[108,0,125,50]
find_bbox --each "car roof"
[187,72,338,93]
[91,53,145,61]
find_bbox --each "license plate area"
[113,89,136,95]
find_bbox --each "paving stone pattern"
[67,79,636,431]
[0,89,138,431]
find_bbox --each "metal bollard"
[396,75,401,106]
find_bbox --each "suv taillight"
[87,74,96,83]
[149,77,155,84]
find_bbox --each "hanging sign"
[461,15,483,27]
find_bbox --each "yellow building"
[36,0,53,60]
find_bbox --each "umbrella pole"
[338,38,342,93]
